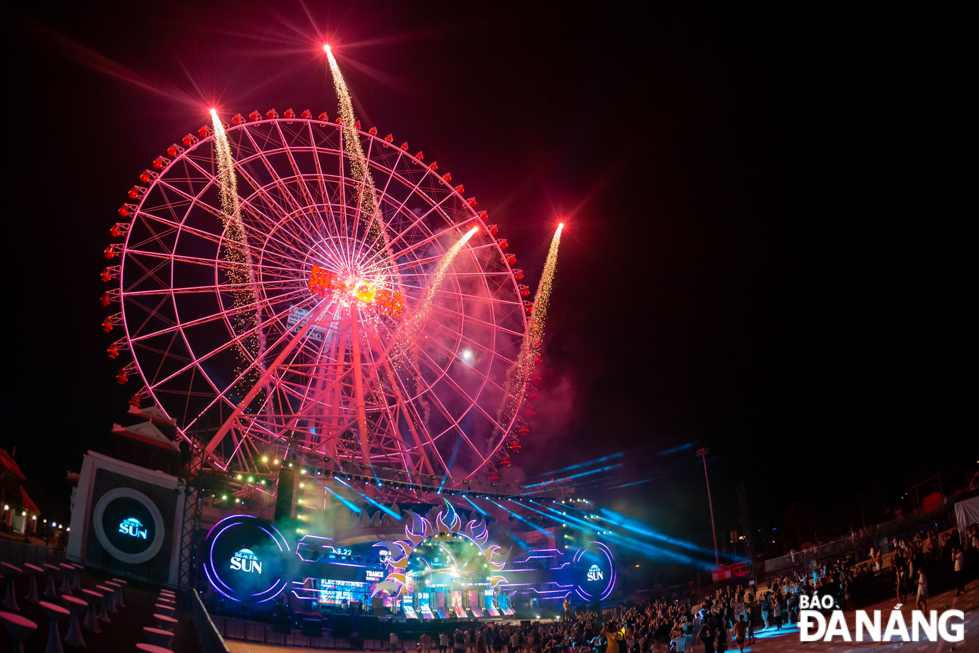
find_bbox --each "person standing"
[954,548,965,595]
[895,565,907,604]
[732,617,747,653]
[915,568,928,612]
[744,605,754,645]
[605,622,624,653]
[697,621,714,653]
[391,631,400,653]
[441,631,450,653]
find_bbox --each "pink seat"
[39,600,70,653]
[153,612,179,631]
[61,594,87,648]
[137,644,174,653]
[95,585,115,622]
[80,589,103,633]
[67,564,83,592]
[111,578,128,607]
[0,611,37,653]
[42,564,60,600]
[1,562,21,611]
[155,603,175,616]
[58,564,73,595]
[23,564,43,604]
[104,580,122,613]
[143,625,175,649]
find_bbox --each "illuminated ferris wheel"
[101,109,533,481]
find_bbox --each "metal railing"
[192,591,231,653]
[764,498,954,573]
[211,614,397,650]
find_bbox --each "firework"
[325,48,390,255]
[390,226,479,364]
[210,110,262,402]
[499,224,564,430]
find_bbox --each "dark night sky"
[1,2,969,559]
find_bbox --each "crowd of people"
[386,524,978,653]
[398,585,787,653]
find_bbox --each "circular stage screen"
[572,541,616,601]
[203,515,290,603]
[93,488,165,565]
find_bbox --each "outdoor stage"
[199,503,616,621]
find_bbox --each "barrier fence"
[210,614,394,650]
[764,500,955,573]
[192,591,231,653]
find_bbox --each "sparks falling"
[210,110,262,402]
[325,47,388,254]
[499,223,564,431]
[390,226,480,364]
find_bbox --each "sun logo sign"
[230,548,262,574]
[587,564,604,582]
[118,517,148,539]
[204,515,289,604]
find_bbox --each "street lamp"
[697,447,719,567]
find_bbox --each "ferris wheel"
[101,109,533,481]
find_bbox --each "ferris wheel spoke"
[239,127,310,224]
[365,161,441,249]
[367,192,468,268]
[368,217,484,279]
[350,136,396,269]
[406,363,488,471]
[416,322,513,402]
[122,252,177,297]
[131,286,309,344]
[363,325,437,476]
[357,324,425,471]
[125,294,179,339]
[136,202,309,281]
[306,124,346,242]
[179,295,329,440]
[135,209,227,250]
[412,342,508,448]
[420,299,525,341]
[274,123,322,216]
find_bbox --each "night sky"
[2,2,968,565]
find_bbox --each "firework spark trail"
[211,110,263,403]
[390,226,480,365]
[498,224,564,436]
[325,47,390,257]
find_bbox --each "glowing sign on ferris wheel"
[308,265,404,317]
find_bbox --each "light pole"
[697,447,719,568]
